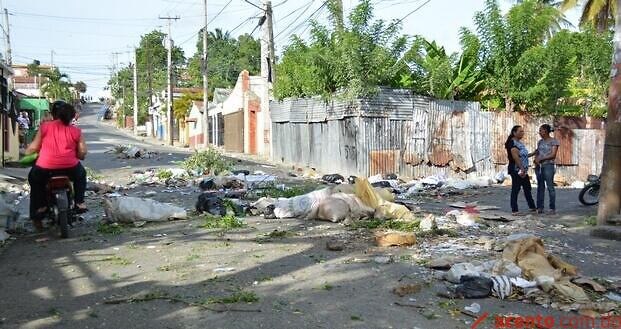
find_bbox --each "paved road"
[79,103,191,174]
[0,104,619,329]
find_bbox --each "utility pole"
[133,47,138,135]
[50,50,55,67]
[261,1,276,84]
[159,15,179,146]
[3,7,11,65]
[203,0,209,148]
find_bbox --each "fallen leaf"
[392,284,423,297]
[573,277,607,292]
[375,232,416,247]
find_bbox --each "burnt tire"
[579,184,600,206]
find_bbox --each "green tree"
[463,0,571,111]
[27,62,73,101]
[274,0,409,100]
[561,0,615,32]
[173,92,203,119]
[186,29,261,94]
[74,81,87,93]
[108,30,185,124]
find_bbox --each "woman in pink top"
[25,101,88,230]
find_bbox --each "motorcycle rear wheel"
[579,184,600,206]
[55,191,70,238]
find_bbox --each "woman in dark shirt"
[505,125,536,215]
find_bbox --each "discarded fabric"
[104,197,187,223]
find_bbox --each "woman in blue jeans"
[505,125,537,215]
[532,124,559,214]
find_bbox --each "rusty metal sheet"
[554,127,574,165]
[403,109,428,165]
[370,150,399,176]
[428,110,452,166]
[450,111,473,171]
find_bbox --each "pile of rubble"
[426,234,621,317]
[105,145,158,159]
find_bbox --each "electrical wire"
[274,1,315,39]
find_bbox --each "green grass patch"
[186,255,200,261]
[584,216,597,226]
[321,284,334,291]
[349,219,420,232]
[85,166,104,180]
[255,185,316,199]
[181,149,231,175]
[204,291,259,304]
[156,169,173,180]
[202,215,247,230]
[351,315,363,321]
[103,256,133,266]
[157,264,174,272]
[97,222,124,235]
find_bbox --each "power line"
[10,11,203,22]
[276,1,328,43]
[243,0,264,11]
[274,1,315,39]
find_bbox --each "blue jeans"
[535,164,556,210]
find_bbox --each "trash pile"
[434,235,621,316]
[247,178,414,224]
[129,168,192,188]
[106,145,158,159]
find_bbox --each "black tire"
[55,191,69,238]
[579,184,600,206]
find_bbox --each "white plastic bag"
[104,197,187,223]
[273,188,332,219]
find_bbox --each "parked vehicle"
[579,175,600,206]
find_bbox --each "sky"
[2,0,583,97]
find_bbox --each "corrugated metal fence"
[270,89,605,180]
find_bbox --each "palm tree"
[560,0,615,32]
[41,68,73,101]
[511,0,574,36]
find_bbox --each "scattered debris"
[321,174,345,184]
[464,302,481,313]
[375,232,416,247]
[393,283,423,297]
[104,197,187,223]
[326,240,345,251]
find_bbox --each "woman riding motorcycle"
[25,100,88,231]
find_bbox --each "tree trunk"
[597,0,621,225]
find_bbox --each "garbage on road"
[375,232,416,247]
[106,145,158,159]
[104,197,187,223]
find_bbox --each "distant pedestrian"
[533,124,559,215]
[17,112,30,148]
[505,125,536,215]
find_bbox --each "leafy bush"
[181,149,231,175]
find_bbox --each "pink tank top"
[36,120,81,169]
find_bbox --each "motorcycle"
[45,176,79,238]
[20,153,79,238]
[579,175,600,206]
